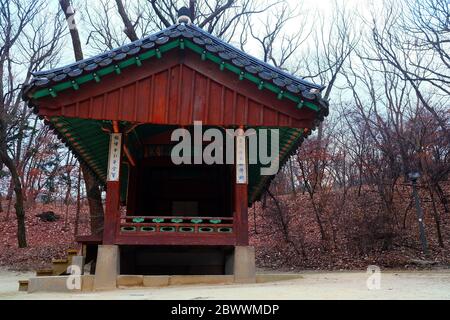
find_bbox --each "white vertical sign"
[236,133,247,184]
[107,133,122,182]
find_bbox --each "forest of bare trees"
[0,0,448,268]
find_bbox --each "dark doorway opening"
[134,163,233,217]
[120,245,234,275]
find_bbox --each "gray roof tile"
[24,23,328,112]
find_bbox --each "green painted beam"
[31,39,322,113]
[49,117,304,202]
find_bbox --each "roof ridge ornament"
[177,6,192,24]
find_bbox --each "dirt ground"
[0,269,449,300]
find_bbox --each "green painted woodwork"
[121,226,137,232]
[35,38,317,203]
[140,226,156,232]
[199,227,214,233]
[47,116,303,204]
[31,39,320,113]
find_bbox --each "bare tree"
[60,0,84,60]
[403,0,449,95]
[246,1,310,70]
[0,0,64,247]
[115,0,139,41]
[82,0,128,52]
[94,0,283,45]
[59,0,105,235]
[370,0,449,140]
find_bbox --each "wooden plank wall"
[36,51,315,129]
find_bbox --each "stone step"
[18,280,29,292]
[36,269,54,277]
[52,258,70,276]
[67,249,79,256]
[117,275,235,288]
[52,258,68,264]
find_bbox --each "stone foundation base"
[94,245,120,291]
[233,246,256,283]
[23,245,263,293]
[27,275,94,293]
[24,273,301,293]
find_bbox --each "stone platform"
[22,274,302,293]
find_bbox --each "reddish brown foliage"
[0,203,87,271]
[250,183,450,271]
[0,183,449,272]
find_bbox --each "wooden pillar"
[103,133,122,245]
[234,129,249,246]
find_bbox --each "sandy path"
[0,269,449,300]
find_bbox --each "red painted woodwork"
[55,49,311,248]
[120,223,233,232]
[120,215,233,234]
[121,215,234,221]
[114,233,235,246]
[76,233,236,246]
[103,181,120,244]
[141,130,214,145]
[234,175,249,246]
[76,234,102,245]
[35,50,316,129]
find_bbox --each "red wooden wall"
[36,51,316,129]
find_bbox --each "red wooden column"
[234,128,249,246]
[103,133,122,245]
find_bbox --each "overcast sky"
[52,0,373,60]
[33,0,381,97]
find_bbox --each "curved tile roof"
[23,23,328,115]
[23,22,330,197]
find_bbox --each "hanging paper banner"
[107,133,122,182]
[236,134,248,184]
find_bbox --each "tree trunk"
[434,183,449,214]
[74,168,81,237]
[189,0,196,20]
[63,164,72,231]
[81,164,104,235]
[60,0,105,236]
[5,180,13,220]
[0,153,27,247]
[266,188,306,259]
[0,161,3,213]
[428,186,444,247]
[311,199,327,242]
[59,0,84,61]
[288,157,297,196]
[115,0,138,41]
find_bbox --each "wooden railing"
[119,216,234,234]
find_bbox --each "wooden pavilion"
[23,13,328,289]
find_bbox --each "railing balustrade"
[119,215,234,234]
